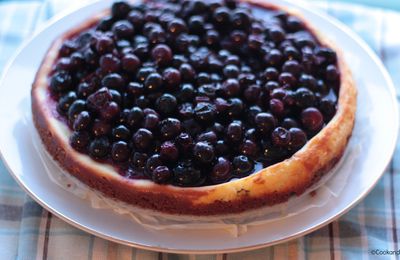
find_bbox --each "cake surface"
[31,0,356,215]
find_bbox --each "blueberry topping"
[51,0,340,187]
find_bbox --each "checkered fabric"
[0,0,399,259]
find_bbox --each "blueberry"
[68,100,86,123]
[133,128,153,151]
[319,98,336,121]
[243,85,261,103]
[89,137,110,159]
[271,127,291,147]
[132,93,149,109]
[95,35,114,54]
[100,54,121,73]
[152,166,171,184]
[173,160,202,187]
[179,64,196,82]
[213,7,230,25]
[92,120,112,137]
[221,79,240,97]
[204,30,220,47]
[96,16,114,31]
[172,55,188,68]
[240,139,258,157]
[231,9,251,30]
[57,91,77,114]
[126,106,144,128]
[264,49,283,67]
[188,15,205,34]
[50,71,72,93]
[289,127,307,150]
[146,154,163,174]
[232,155,253,176]
[286,16,303,32]
[177,84,195,102]
[282,60,301,76]
[162,68,181,88]
[143,113,160,130]
[194,102,216,124]
[278,72,296,87]
[73,111,91,131]
[227,98,244,118]
[127,9,144,28]
[160,141,179,162]
[248,34,263,51]
[111,1,131,19]
[151,44,172,67]
[126,82,144,96]
[215,140,229,156]
[209,122,224,137]
[197,131,217,145]
[295,87,315,108]
[112,20,134,39]
[210,157,232,183]
[255,112,276,134]
[111,141,130,162]
[326,64,340,81]
[65,52,82,69]
[77,82,96,98]
[133,43,150,60]
[223,64,240,78]
[226,122,243,143]
[167,18,188,36]
[178,103,194,119]
[269,98,285,117]
[298,74,316,91]
[100,101,120,121]
[122,54,141,73]
[160,118,182,139]
[70,131,90,151]
[193,141,214,164]
[197,72,211,85]
[283,45,300,60]
[269,26,286,43]
[156,93,177,115]
[144,73,163,91]
[131,152,148,169]
[174,133,192,151]
[301,107,324,131]
[282,118,299,129]
[111,125,131,141]
[87,87,112,112]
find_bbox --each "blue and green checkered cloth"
[1,0,399,259]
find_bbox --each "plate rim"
[0,0,398,254]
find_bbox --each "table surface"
[1,0,400,259]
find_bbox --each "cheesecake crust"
[31,1,357,215]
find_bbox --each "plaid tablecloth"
[1,0,399,259]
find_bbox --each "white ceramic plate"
[0,0,397,254]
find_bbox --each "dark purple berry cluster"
[49,0,340,187]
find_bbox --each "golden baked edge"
[31,1,357,215]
